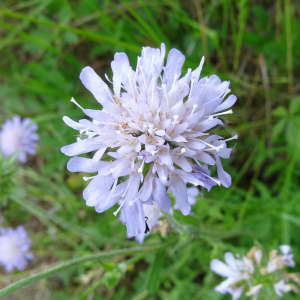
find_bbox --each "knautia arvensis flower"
[61,43,237,236]
[0,115,39,163]
[211,245,299,299]
[0,226,34,272]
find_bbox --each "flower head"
[0,226,34,272]
[61,43,237,236]
[0,116,39,163]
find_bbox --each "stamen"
[105,86,115,103]
[83,176,96,181]
[129,195,140,206]
[224,134,238,142]
[113,198,126,216]
[193,161,222,186]
[103,178,119,207]
[208,109,233,120]
[198,139,224,152]
[71,98,84,110]
[121,176,133,198]
[105,73,113,84]
[222,88,231,98]
[138,158,145,173]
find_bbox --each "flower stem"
[0,240,176,298]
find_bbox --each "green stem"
[0,240,176,298]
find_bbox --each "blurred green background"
[0,0,300,299]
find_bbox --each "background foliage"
[0,0,300,299]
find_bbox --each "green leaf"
[146,250,166,292]
[272,106,287,118]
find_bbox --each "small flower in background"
[0,226,34,272]
[61,43,237,236]
[210,251,254,296]
[262,245,295,274]
[211,245,299,299]
[274,279,299,297]
[0,115,39,163]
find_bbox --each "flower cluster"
[0,226,34,272]
[61,43,237,236]
[211,245,299,299]
[0,115,39,163]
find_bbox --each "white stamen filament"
[208,110,233,120]
[83,176,96,181]
[71,98,84,110]
[113,198,126,216]
[198,139,225,152]
[224,134,238,142]
[193,162,222,186]
[103,178,119,207]
[222,88,231,98]
[138,158,145,173]
[129,195,141,206]
[105,73,113,84]
[105,86,115,103]
[121,176,134,198]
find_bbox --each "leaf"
[272,119,286,139]
[146,250,166,292]
[272,106,287,118]
[289,96,300,115]
[255,182,271,199]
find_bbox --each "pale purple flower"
[0,226,34,272]
[61,43,237,236]
[0,115,39,163]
